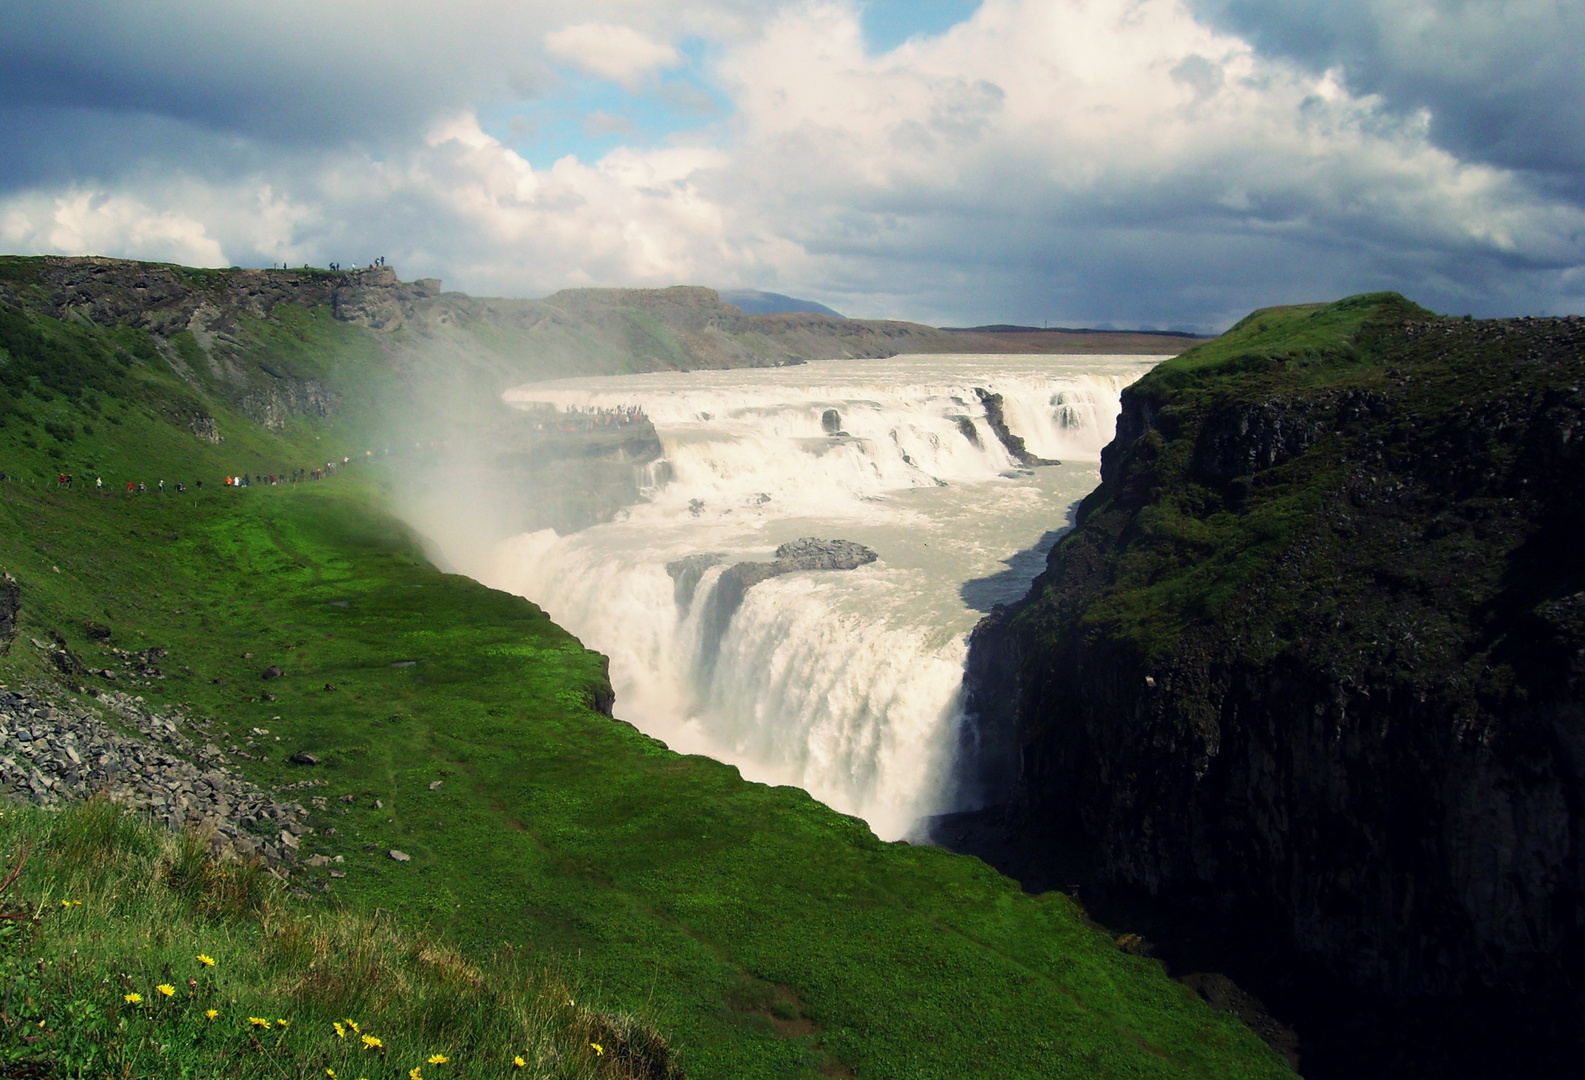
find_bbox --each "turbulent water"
[451,354,1154,839]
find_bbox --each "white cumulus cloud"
[0,189,228,267]
[544,23,683,89]
[0,0,1579,325]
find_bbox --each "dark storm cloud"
[1190,0,1585,188]
[0,1,548,170]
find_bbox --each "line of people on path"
[39,456,367,495]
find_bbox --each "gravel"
[0,682,314,867]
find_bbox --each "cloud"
[544,23,682,89]
[657,80,724,118]
[704,0,1584,324]
[1189,0,1585,184]
[0,188,227,267]
[0,0,1578,327]
[582,111,636,137]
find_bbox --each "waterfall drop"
[436,354,1154,839]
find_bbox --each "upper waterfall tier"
[504,355,1141,524]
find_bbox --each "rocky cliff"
[963,293,1585,1077]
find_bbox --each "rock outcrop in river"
[670,539,879,665]
[962,294,1585,1079]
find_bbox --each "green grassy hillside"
[0,287,1288,1077]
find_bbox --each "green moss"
[1034,292,1579,674]
[0,298,1291,1079]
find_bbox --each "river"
[431,353,1155,840]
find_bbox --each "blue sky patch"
[862,0,982,53]
[484,38,729,167]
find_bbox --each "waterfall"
[448,354,1152,839]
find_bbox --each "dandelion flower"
[334,1022,346,1038]
[513,1056,526,1069]
[73,900,82,906]
[60,899,71,908]
[124,993,142,1005]
[428,1055,448,1065]
[206,1009,219,1021]
[361,1033,382,1049]
[156,984,175,997]
[277,1018,290,1028]
[248,1017,271,1028]
[409,1069,422,1080]
[327,1071,337,1079]
[197,954,216,967]
[345,1019,361,1034]
[591,1043,603,1056]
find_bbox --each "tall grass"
[0,799,682,1079]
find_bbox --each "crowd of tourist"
[34,455,365,495]
[528,404,648,434]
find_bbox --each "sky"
[0,0,1581,331]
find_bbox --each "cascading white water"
[449,354,1154,840]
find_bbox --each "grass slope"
[0,800,679,1078]
[0,297,1288,1078]
[1061,292,1440,659]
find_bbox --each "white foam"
[453,353,1154,838]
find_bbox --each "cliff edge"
[963,293,1585,1077]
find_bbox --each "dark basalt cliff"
[962,293,1585,1076]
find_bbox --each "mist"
[378,347,1152,840]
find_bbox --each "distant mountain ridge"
[0,256,1207,465]
[946,324,1210,338]
[718,288,845,318]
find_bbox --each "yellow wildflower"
[248,1017,271,1028]
[124,993,142,1005]
[409,1069,422,1080]
[361,1033,382,1049]
[513,1057,526,1069]
[327,1071,337,1079]
[277,1018,290,1028]
[334,1022,346,1038]
[345,1019,361,1034]
[206,1009,219,1021]
[591,1043,603,1056]
[428,1055,448,1065]
[197,954,216,967]
[156,984,175,998]
[60,899,71,908]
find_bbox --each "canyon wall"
[965,294,1585,1072]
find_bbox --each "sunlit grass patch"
[0,800,682,1079]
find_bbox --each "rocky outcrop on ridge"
[0,257,435,337]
